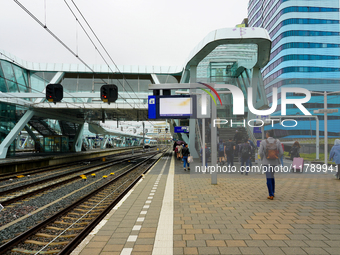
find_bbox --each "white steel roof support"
[0,110,35,158]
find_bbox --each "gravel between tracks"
[0,160,137,243]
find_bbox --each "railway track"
[0,146,152,182]
[0,150,159,206]
[0,148,168,254]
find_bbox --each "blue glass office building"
[248,0,340,138]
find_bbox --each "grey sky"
[1,0,249,67]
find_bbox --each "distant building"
[248,0,340,138]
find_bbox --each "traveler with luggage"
[289,141,300,160]
[182,144,190,171]
[258,129,284,200]
[329,139,340,179]
[239,138,252,175]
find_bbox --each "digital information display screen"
[159,97,192,117]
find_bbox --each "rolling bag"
[292,157,304,173]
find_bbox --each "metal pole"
[316,117,319,160]
[202,118,205,171]
[211,95,217,185]
[142,122,145,152]
[324,91,328,165]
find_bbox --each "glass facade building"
[248,0,340,138]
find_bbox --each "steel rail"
[0,148,167,254]
[0,146,148,181]
[0,150,159,206]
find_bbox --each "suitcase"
[292,157,304,173]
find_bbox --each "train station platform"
[72,152,340,255]
[0,146,143,173]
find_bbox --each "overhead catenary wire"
[68,0,155,126]
[69,0,146,109]
[64,0,146,110]
[13,0,155,127]
[13,0,136,110]
[0,52,91,109]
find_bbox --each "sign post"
[314,108,338,165]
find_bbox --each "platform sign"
[257,140,261,148]
[174,126,189,133]
[253,127,261,133]
[148,96,156,119]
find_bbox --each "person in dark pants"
[225,137,235,167]
[182,144,190,171]
[258,129,283,200]
[239,138,252,175]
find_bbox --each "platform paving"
[73,152,340,255]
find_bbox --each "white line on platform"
[127,235,138,242]
[132,225,142,231]
[120,248,133,255]
[152,154,174,255]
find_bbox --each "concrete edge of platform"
[70,150,170,255]
[0,146,144,173]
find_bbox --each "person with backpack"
[247,138,255,168]
[258,129,284,200]
[239,138,252,175]
[200,143,211,168]
[225,137,235,167]
[217,139,225,166]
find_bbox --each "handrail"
[195,119,202,153]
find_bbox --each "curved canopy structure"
[184,27,271,70]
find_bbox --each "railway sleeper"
[46,226,84,231]
[25,240,70,245]
[73,209,102,212]
[12,248,60,254]
[68,212,99,216]
[80,205,107,209]
[62,216,94,220]
[54,221,89,225]
[35,233,77,238]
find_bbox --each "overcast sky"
[1,0,249,67]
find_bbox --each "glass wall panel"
[78,77,93,92]
[30,74,46,93]
[1,61,18,92]
[156,75,178,84]
[0,64,8,92]
[139,79,152,93]
[61,77,77,93]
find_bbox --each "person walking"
[225,137,235,167]
[247,138,255,168]
[177,144,183,160]
[329,139,340,179]
[217,139,225,166]
[258,129,284,200]
[289,141,300,160]
[239,138,252,175]
[182,144,190,171]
